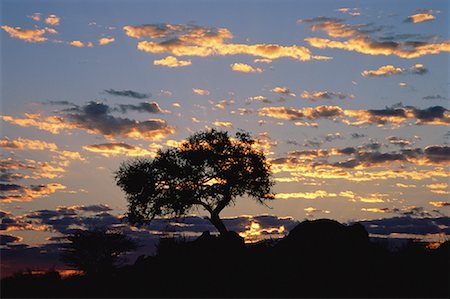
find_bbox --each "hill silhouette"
[1,218,449,298]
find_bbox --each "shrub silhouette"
[60,229,137,276]
[115,129,274,235]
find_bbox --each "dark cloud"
[424,145,450,162]
[423,95,447,101]
[104,89,151,99]
[351,133,366,139]
[116,102,164,114]
[62,101,174,140]
[386,136,413,147]
[0,184,24,192]
[0,234,22,245]
[357,216,450,235]
[338,147,357,155]
[0,172,24,182]
[410,106,449,124]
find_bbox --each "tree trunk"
[209,212,228,235]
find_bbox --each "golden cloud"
[230,63,263,73]
[301,91,354,101]
[98,37,115,45]
[212,121,233,128]
[45,14,60,26]
[153,56,192,67]
[0,183,66,203]
[0,137,58,151]
[275,190,338,200]
[406,13,435,23]
[1,25,47,42]
[83,143,157,157]
[69,40,84,48]
[362,65,404,77]
[124,23,320,61]
[429,201,450,208]
[271,87,296,97]
[305,36,450,59]
[192,88,210,96]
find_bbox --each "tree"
[115,129,274,235]
[60,229,137,276]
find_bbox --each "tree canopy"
[115,129,274,234]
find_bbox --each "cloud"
[386,136,413,147]
[271,87,296,97]
[343,105,450,126]
[0,234,23,246]
[300,91,354,101]
[45,14,60,26]
[230,63,263,73]
[211,121,233,128]
[192,88,210,96]
[69,40,84,48]
[247,95,271,104]
[104,89,151,99]
[275,190,337,200]
[1,26,47,42]
[2,102,175,140]
[153,56,192,67]
[336,8,360,16]
[0,183,66,203]
[429,201,450,208]
[258,106,344,122]
[423,95,447,101]
[28,13,42,22]
[0,137,58,151]
[302,18,449,58]
[361,64,428,77]
[357,216,450,236]
[116,102,166,114]
[124,23,321,61]
[83,142,158,157]
[98,37,115,45]
[405,12,436,23]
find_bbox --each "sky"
[1,0,449,276]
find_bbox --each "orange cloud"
[124,23,320,61]
[271,87,296,97]
[98,37,115,45]
[406,13,435,23]
[258,106,344,121]
[429,201,450,208]
[300,91,354,101]
[153,56,192,67]
[1,26,47,42]
[212,121,233,128]
[69,40,84,48]
[305,36,450,59]
[230,63,263,73]
[0,137,58,151]
[192,88,210,96]
[0,183,66,203]
[361,208,391,213]
[83,143,157,157]
[45,14,60,26]
[275,190,337,199]
[362,65,403,77]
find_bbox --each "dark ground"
[1,219,449,298]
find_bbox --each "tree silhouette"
[115,129,274,235]
[60,229,137,276]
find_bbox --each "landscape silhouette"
[1,130,448,298]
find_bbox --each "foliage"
[60,229,137,276]
[115,129,274,234]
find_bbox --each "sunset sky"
[1,0,449,275]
